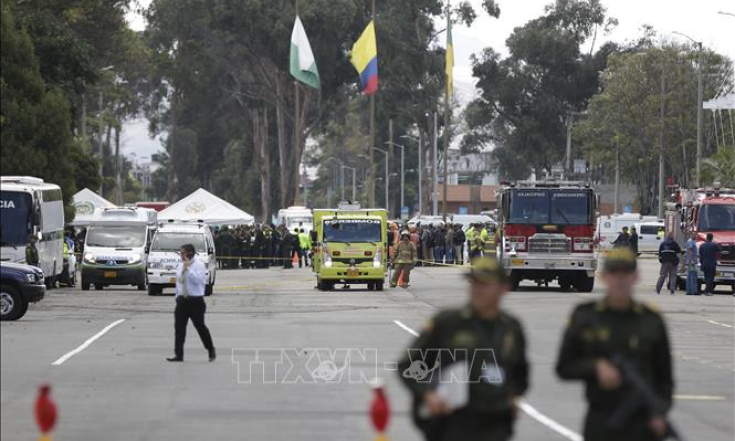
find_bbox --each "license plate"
[511,259,524,266]
[347,268,359,277]
[104,271,117,278]
[170,277,177,284]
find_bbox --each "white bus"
[1,176,65,287]
[277,206,313,233]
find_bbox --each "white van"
[634,221,665,254]
[596,213,660,251]
[147,221,216,296]
[81,208,157,291]
[277,206,313,233]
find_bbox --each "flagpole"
[294,0,303,206]
[441,4,450,221]
[368,0,376,208]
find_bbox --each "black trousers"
[703,265,716,293]
[174,296,214,358]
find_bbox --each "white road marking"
[518,401,583,441]
[52,319,126,366]
[393,319,419,337]
[392,320,583,441]
[707,319,734,329]
[674,394,727,401]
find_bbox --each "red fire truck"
[496,180,598,291]
[665,186,735,293]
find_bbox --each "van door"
[638,224,662,253]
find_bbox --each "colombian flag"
[350,21,378,95]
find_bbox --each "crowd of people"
[388,221,500,267]
[212,224,312,269]
[610,225,725,296]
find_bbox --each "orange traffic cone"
[397,270,404,287]
[292,251,299,266]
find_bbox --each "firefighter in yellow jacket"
[391,231,417,288]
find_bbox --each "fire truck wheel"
[559,279,572,292]
[574,275,595,293]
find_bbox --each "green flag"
[290,16,320,89]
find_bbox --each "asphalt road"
[1,258,733,441]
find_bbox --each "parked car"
[1,262,45,321]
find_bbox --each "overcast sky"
[124,0,735,159]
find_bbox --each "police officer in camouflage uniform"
[397,257,529,441]
[25,234,40,266]
[555,248,674,441]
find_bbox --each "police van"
[81,207,157,291]
[1,176,64,287]
[146,220,216,296]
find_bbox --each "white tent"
[159,188,254,225]
[71,188,116,226]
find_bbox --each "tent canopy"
[159,188,254,226]
[71,188,116,226]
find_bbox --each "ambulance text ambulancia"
[495,180,598,291]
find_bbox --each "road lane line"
[393,319,419,337]
[518,401,583,441]
[52,319,126,366]
[674,394,727,401]
[392,320,583,441]
[707,320,734,328]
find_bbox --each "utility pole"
[294,0,303,205]
[97,90,104,195]
[367,0,376,207]
[342,166,356,201]
[695,41,703,187]
[432,112,438,216]
[441,4,452,221]
[673,32,704,187]
[418,131,423,215]
[614,139,620,214]
[385,141,405,218]
[400,134,422,216]
[388,118,394,216]
[658,48,666,219]
[374,147,388,209]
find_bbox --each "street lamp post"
[565,111,586,178]
[373,147,389,211]
[401,134,422,215]
[324,157,344,202]
[385,142,405,218]
[342,166,356,201]
[673,31,704,187]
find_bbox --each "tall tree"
[463,0,617,178]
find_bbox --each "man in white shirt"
[167,244,216,362]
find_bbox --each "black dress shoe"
[166,356,183,362]
[208,348,216,362]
